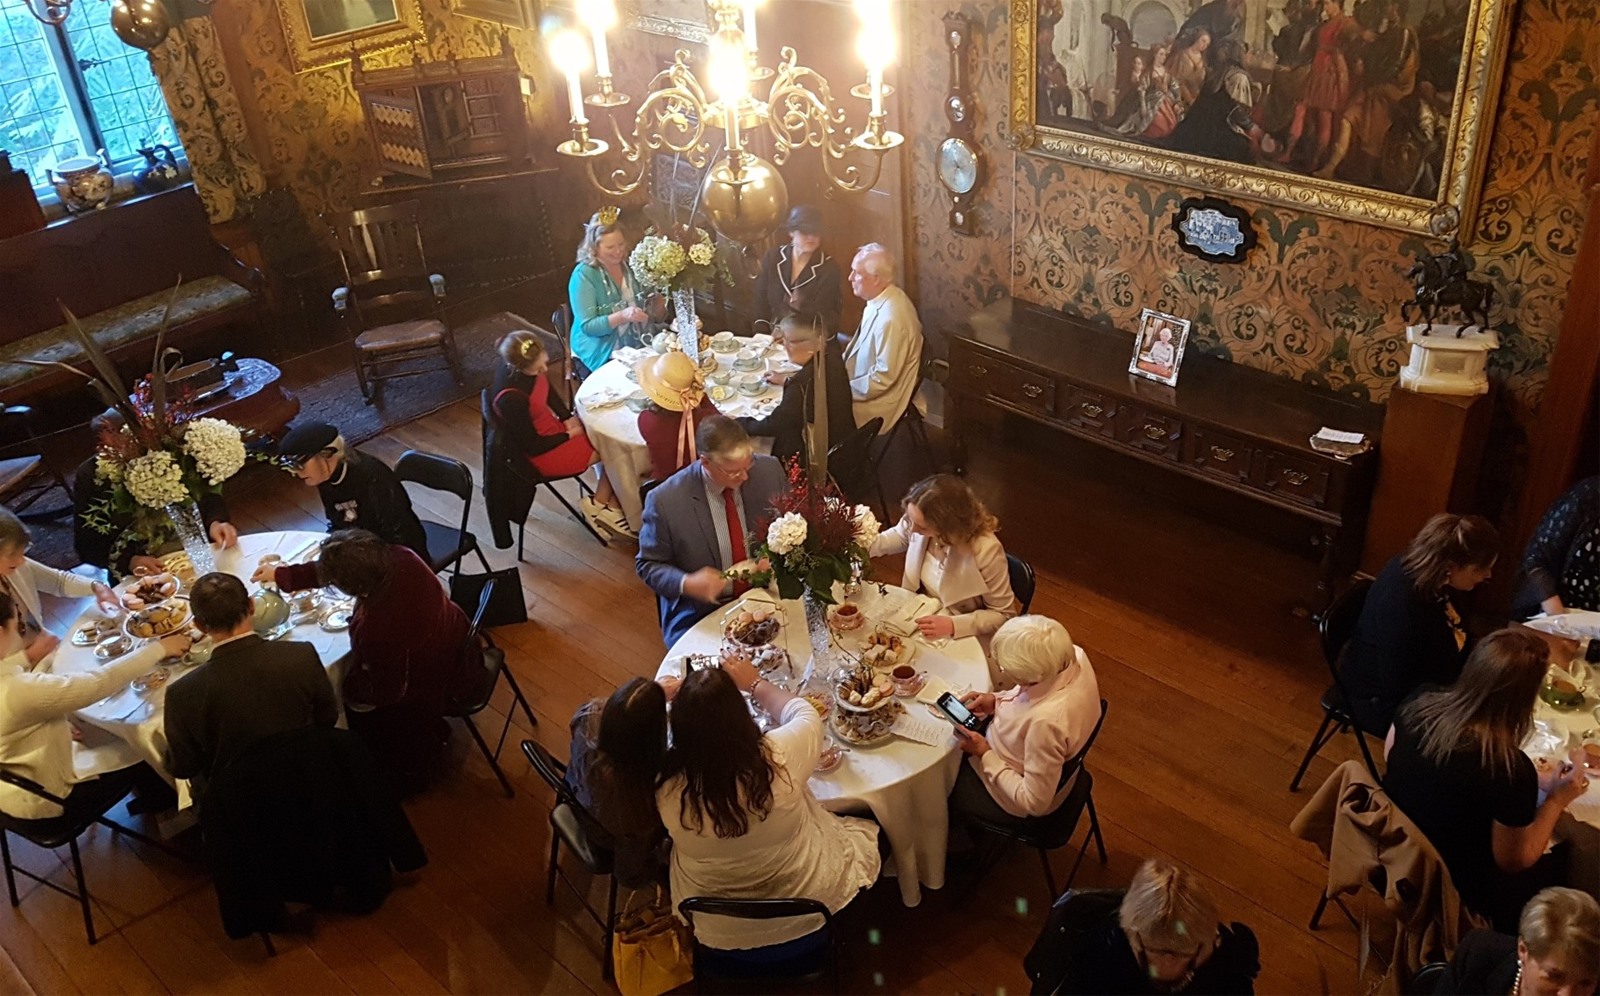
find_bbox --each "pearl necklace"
[1510,960,1522,996]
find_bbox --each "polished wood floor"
[1,400,1372,994]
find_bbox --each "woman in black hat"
[753,205,842,335]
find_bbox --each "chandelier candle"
[552,31,589,126]
[580,0,614,80]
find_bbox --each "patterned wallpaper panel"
[905,0,1597,437]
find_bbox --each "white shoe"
[595,503,637,540]
[578,497,613,544]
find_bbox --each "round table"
[574,339,785,531]
[1528,691,1600,897]
[51,531,351,789]
[653,584,992,907]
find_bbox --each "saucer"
[132,667,169,693]
[709,385,734,403]
[737,381,767,397]
[320,609,353,632]
[892,674,927,697]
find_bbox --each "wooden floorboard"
[7,397,1372,993]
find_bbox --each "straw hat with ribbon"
[636,352,708,466]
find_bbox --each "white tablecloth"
[653,584,991,906]
[575,340,785,531]
[1525,670,1600,896]
[51,530,351,784]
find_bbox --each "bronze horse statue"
[1401,239,1497,336]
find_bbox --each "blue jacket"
[635,455,787,646]
[568,262,643,374]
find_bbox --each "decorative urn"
[49,153,114,212]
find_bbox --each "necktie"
[723,487,749,595]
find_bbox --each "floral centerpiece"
[628,222,731,358]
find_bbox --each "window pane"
[0,8,77,186]
[61,0,182,168]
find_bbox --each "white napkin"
[1524,611,1600,642]
[584,387,626,411]
[915,675,955,706]
[615,347,649,366]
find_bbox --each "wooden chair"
[327,201,461,404]
[0,404,71,519]
[1289,577,1382,791]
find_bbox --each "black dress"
[1432,929,1518,995]
[753,244,843,333]
[1337,555,1467,735]
[1025,889,1261,996]
[1512,475,1600,622]
[735,340,856,463]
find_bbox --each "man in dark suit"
[164,573,339,798]
[636,416,787,646]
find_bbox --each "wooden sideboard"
[946,299,1385,607]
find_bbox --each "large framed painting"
[275,0,426,73]
[1010,0,1515,233]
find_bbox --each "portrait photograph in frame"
[275,0,425,73]
[1128,308,1192,387]
[1012,0,1516,234]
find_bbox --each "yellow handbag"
[611,889,694,996]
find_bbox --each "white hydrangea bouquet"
[730,459,879,604]
[627,222,729,294]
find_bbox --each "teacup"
[735,374,764,396]
[816,744,845,773]
[1541,663,1588,710]
[733,349,763,371]
[95,633,134,660]
[712,331,737,352]
[625,390,652,412]
[708,368,733,387]
[652,332,674,354]
[891,664,927,696]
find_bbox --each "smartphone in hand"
[935,691,985,733]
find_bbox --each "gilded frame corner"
[275,0,427,74]
[1009,0,1514,234]
[625,0,713,44]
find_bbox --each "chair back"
[0,768,67,809]
[1320,576,1374,669]
[1007,553,1038,615]
[327,201,430,288]
[1056,698,1108,792]
[521,738,581,811]
[827,416,883,503]
[448,578,504,717]
[551,305,582,399]
[396,449,473,503]
[677,896,838,988]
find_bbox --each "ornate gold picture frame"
[275,0,426,73]
[453,0,538,30]
[626,0,712,44]
[1010,0,1515,234]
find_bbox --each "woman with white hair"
[1436,886,1599,996]
[1024,857,1261,994]
[948,614,1100,825]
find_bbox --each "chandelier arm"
[23,0,69,23]
[632,85,715,158]
[585,158,646,199]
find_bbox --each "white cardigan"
[3,558,99,631]
[869,520,1018,639]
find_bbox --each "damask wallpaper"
[905,0,1596,441]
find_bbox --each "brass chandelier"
[548,0,903,245]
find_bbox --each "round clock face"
[937,137,978,195]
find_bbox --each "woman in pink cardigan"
[258,529,478,774]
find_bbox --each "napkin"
[615,347,649,366]
[584,387,626,411]
[1523,611,1600,642]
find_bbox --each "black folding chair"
[522,739,620,979]
[677,896,840,993]
[480,389,605,554]
[446,579,537,797]
[0,767,174,944]
[1289,577,1383,791]
[826,417,883,509]
[960,699,1110,899]
[1006,553,1037,615]
[549,305,584,404]
[395,449,491,581]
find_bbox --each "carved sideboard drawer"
[1189,427,1255,484]
[1261,451,1331,509]
[955,352,1057,416]
[1063,386,1119,437]
[1118,405,1184,461]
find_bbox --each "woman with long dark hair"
[565,677,671,888]
[656,662,879,953]
[1384,629,1589,931]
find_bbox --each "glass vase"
[801,588,838,689]
[672,286,700,363]
[165,501,215,577]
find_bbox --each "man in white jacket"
[843,243,924,435]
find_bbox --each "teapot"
[133,144,180,195]
[250,586,291,635]
[48,151,113,212]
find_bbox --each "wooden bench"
[0,185,263,406]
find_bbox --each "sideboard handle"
[968,364,988,378]
[1284,470,1310,486]
[1080,403,1103,418]
[1143,424,1167,441]
[1210,446,1234,462]
[1022,383,1043,399]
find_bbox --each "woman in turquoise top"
[568,209,651,379]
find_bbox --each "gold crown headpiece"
[597,205,621,226]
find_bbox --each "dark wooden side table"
[165,358,300,442]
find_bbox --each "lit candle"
[868,66,883,116]
[580,0,615,79]
[741,0,759,54]
[855,4,889,117]
[551,30,590,125]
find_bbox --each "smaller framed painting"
[1128,309,1191,388]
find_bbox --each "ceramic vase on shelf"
[165,501,215,577]
[133,145,180,195]
[672,287,699,364]
[48,152,113,212]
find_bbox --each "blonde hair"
[903,474,998,546]
[1520,887,1600,968]
[991,616,1076,685]
[0,508,29,556]
[1400,513,1499,593]
[576,210,624,266]
[498,331,546,371]
[1119,859,1222,959]
[1403,628,1548,778]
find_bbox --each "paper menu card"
[892,711,953,747]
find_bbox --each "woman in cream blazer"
[869,475,1018,641]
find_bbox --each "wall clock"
[937,12,981,236]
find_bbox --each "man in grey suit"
[636,416,787,646]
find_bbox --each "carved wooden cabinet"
[946,299,1384,607]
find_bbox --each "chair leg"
[601,875,618,981]
[261,932,277,957]
[1038,847,1058,900]
[460,716,515,797]
[544,481,606,544]
[1310,893,1330,930]
[0,832,17,907]
[1353,728,1383,785]
[68,838,95,945]
[1289,713,1337,791]
[545,836,561,906]
[474,547,492,573]
[1087,792,1108,864]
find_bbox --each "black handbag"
[448,568,528,627]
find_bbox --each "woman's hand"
[91,582,119,614]
[953,726,990,757]
[960,690,997,719]
[250,563,279,585]
[720,650,759,693]
[916,614,955,640]
[1548,763,1589,807]
[565,416,585,439]
[25,632,60,666]
[613,306,649,327]
[209,521,239,550]
[157,631,193,659]
[128,555,164,577]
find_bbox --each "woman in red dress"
[635,351,718,483]
[490,332,629,539]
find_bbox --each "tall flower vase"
[165,502,215,577]
[801,589,839,689]
[672,287,700,363]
